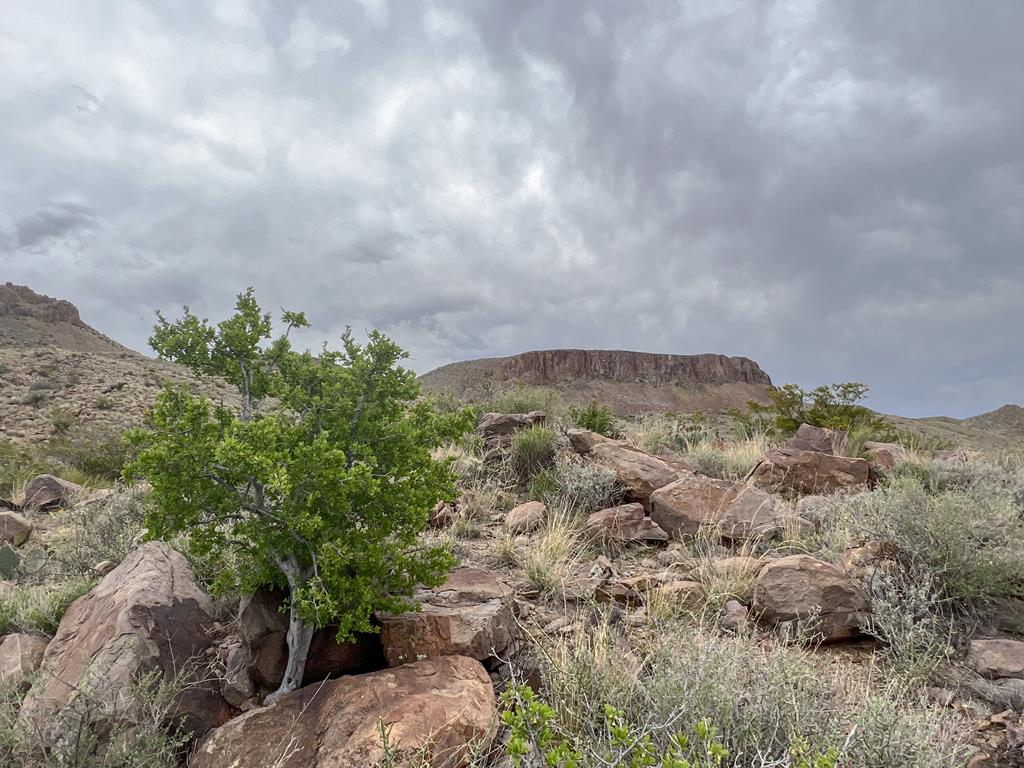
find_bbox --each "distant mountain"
[0,283,234,444]
[888,403,1024,451]
[419,348,773,414]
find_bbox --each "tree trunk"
[266,558,315,704]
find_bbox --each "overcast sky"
[1,1,1021,418]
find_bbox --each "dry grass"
[521,505,591,599]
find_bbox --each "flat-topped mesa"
[492,349,772,387]
[0,283,84,327]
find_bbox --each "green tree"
[127,289,468,701]
[736,382,893,439]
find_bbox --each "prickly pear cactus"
[0,544,21,580]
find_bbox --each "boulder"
[0,633,48,687]
[786,424,844,454]
[190,656,495,768]
[966,639,1024,680]
[746,448,870,496]
[863,441,905,469]
[20,542,230,748]
[650,476,790,540]
[588,441,682,506]
[378,568,515,668]
[0,511,32,546]
[238,588,385,692]
[656,579,706,608]
[752,554,866,642]
[720,599,749,632]
[15,474,83,512]
[505,501,546,533]
[477,411,545,441]
[566,428,612,453]
[586,503,668,543]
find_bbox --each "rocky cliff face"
[419,349,774,414]
[0,283,84,327]
[493,349,771,387]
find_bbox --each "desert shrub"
[522,506,589,598]
[46,425,133,482]
[736,382,896,441]
[510,425,557,478]
[543,453,619,514]
[622,413,676,454]
[0,441,51,497]
[94,396,115,410]
[842,477,1024,603]
[488,385,564,417]
[0,578,94,635]
[48,407,76,435]
[520,619,970,767]
[567,399,617,436]
[20,389,50,408]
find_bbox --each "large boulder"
[966,639,1024,680]
[650,476,791,540]
[588,442,682,506]
[378,568,515,668]
[0,511,32,546]
[15,474,83,512]
[863,441,905,469]
[190,656,495,768]
[752,554,866,642]
[238,588,385,694]
[586,503,668,543]
[477,412,545,441]
[0,633,48,687]
[20,542,230,748]
[785,424,844,454]
[566,428,612,453]
[505,501,546,533]
[746,448,870,496]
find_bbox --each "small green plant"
[49,407,76,434]
[568,399,617,436]
[489,385,564,416]
[94,396,115,410]
[20,389,50,408]
[510,425,556,478]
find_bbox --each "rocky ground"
[0,411,1023,767]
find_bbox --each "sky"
[1,1,1021,419]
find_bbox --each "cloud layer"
[2,1,1021,417]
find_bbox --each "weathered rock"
[746,448,870,496]
[0,633,48,686]
[378,568,515,668]
[589,441,682,506]
[20,541,230,748]
[863,441,905,469]
[0,511,32,546]
[429,500,454,529]
[566,428,612,453]
[477,411,545,441]
[650,476,790,540]
[219,639,256,709]
[190,656,495,768]
[786,424,844,454]
[752,554,866,642]
[505,501,546,533]
[238,588,385,691]
[721,599,749,632]
[794,494,831,522]
[586,503,668,543]
[16,474,83,511]
[967,639,1024,680]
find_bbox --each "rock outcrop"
[378,568,515,669]
[0,633,48,687]
[752,554,866,642]
[505,501,546,533]
[650,476,792,540]
[20,542,229,748]
[746,448,870,497]
[190,656,495,768]
[570,432,682,506]
[0,511,32,546]
[967,639,1024,680]
[586,503,669,543]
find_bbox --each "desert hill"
[887,404,1024,451]
[0,283,234,444]
[419,348,774,414]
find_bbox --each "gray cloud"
[0,0,1021,417]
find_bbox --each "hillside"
[889,404,1024,451]
[419,348,774,414]
[0,283,234,444]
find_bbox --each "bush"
[516,618,970,767]
[510,425,557,478]
[46,426,133,482]
[0,579,94,635]
[488,385,564,417]
[49,407,76,435]
[737,382,896,441]
[567,399,617,436]
[842,477,1024,603]
[20,389,50,408]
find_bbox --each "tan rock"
[720,599,749,632]
[378,568,515,667]
[0,510,32,546]
[746,448,870,496]
[966,639,1024,680]
[190,656,496,768]
[785,424,844,454]
[566,428,612,453]
[863,441,905,469]
[0,633,48,686]
[477,411,545,441]
[752,554,866,642]
[650,476,790,540]
[16,474,83,511]
[20,541,230,748]
[589,441,682,506]
[586,503,668,543]
[505,501,546,533]
[657,580,706,608]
